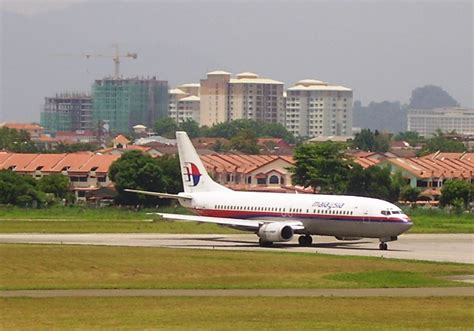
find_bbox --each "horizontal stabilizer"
[124,189,192,200]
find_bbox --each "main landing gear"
[379,242,388,251]
[259,238,273,247]
[298,235,313,247]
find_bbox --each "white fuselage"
[178,191,413,240]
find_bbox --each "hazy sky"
[0,0,472,122]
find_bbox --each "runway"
[1,233,472,263]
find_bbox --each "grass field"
[407,208,474,233]
[0,205,182,220]
[1,297,473,330]
[1,244,472,290]
[0,219,240,234]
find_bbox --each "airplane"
[126,131,413,250]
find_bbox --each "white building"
[228,72,285,124]
[285,79,353,138]
[199,71,285,126]
[176,95,200,123]
[407,108,474,137]
[168,88,188,123]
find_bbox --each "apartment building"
[168,88,200,124]
[286,79,353,138]
[177,83,200,97]
[177,95,200,123]
[407,108,474,137]
[40,93,92,133]
[92,77,168,134]
[228,72,285,123]
[199,71,285,127]
[199,71,231,126]
[168,88,188,123]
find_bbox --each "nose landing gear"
[379,242,388,250]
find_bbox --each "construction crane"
[52,44,137,79]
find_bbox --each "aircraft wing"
[156,212,305,232]
[124,189,192,200]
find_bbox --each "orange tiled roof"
[354,157,380,169]
[350,151,386,169]
[0,153,38,171]
[48,152,94,172]
[22,153,67,172]
[34,135,62,143]
[421,152,474,161]
[113,134,131,145]
[0,122,43,130]
[227,183,312,193]
[0,152,129,175]
[200,153,294,174]
[55,130,95,137]
[257,138,284,144]
[0,152,13,165]
[387,156,474,179]
[74,154,120,173]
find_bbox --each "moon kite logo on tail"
[183,162,201,186]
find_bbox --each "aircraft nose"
[400,217,413,232]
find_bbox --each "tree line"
[0,170,70,207]
[291,142,472,210]
[0,127,99,153]
[155,118,295,154]
[351,128,467,155]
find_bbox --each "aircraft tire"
[379,242,388,250]
[298,235,313,247]
[259,238,273,247]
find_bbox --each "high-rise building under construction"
[41,93,92,133]
[92,77,168,133]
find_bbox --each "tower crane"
[52,44,137,79]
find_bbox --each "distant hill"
[353,100,407,134]
[353,85,460,134]
[408,85,460,109]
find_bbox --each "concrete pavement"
[0,233,473,263]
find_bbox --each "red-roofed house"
[200,153,310,193]
[0,122,44,139]
[55,130,96,143]
[0,152,120,202]
[112,135,131,148]
[257,138,293,155]
[379,154,474,200]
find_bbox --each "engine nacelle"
[258,223,294,242]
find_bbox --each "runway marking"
[1,288,474,298]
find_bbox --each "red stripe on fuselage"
[193,209,404,223]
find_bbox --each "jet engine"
[258,223,294,242]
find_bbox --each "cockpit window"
[381,210,391,216]
[391,211,401,214]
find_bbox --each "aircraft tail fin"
[176,131,230,193]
